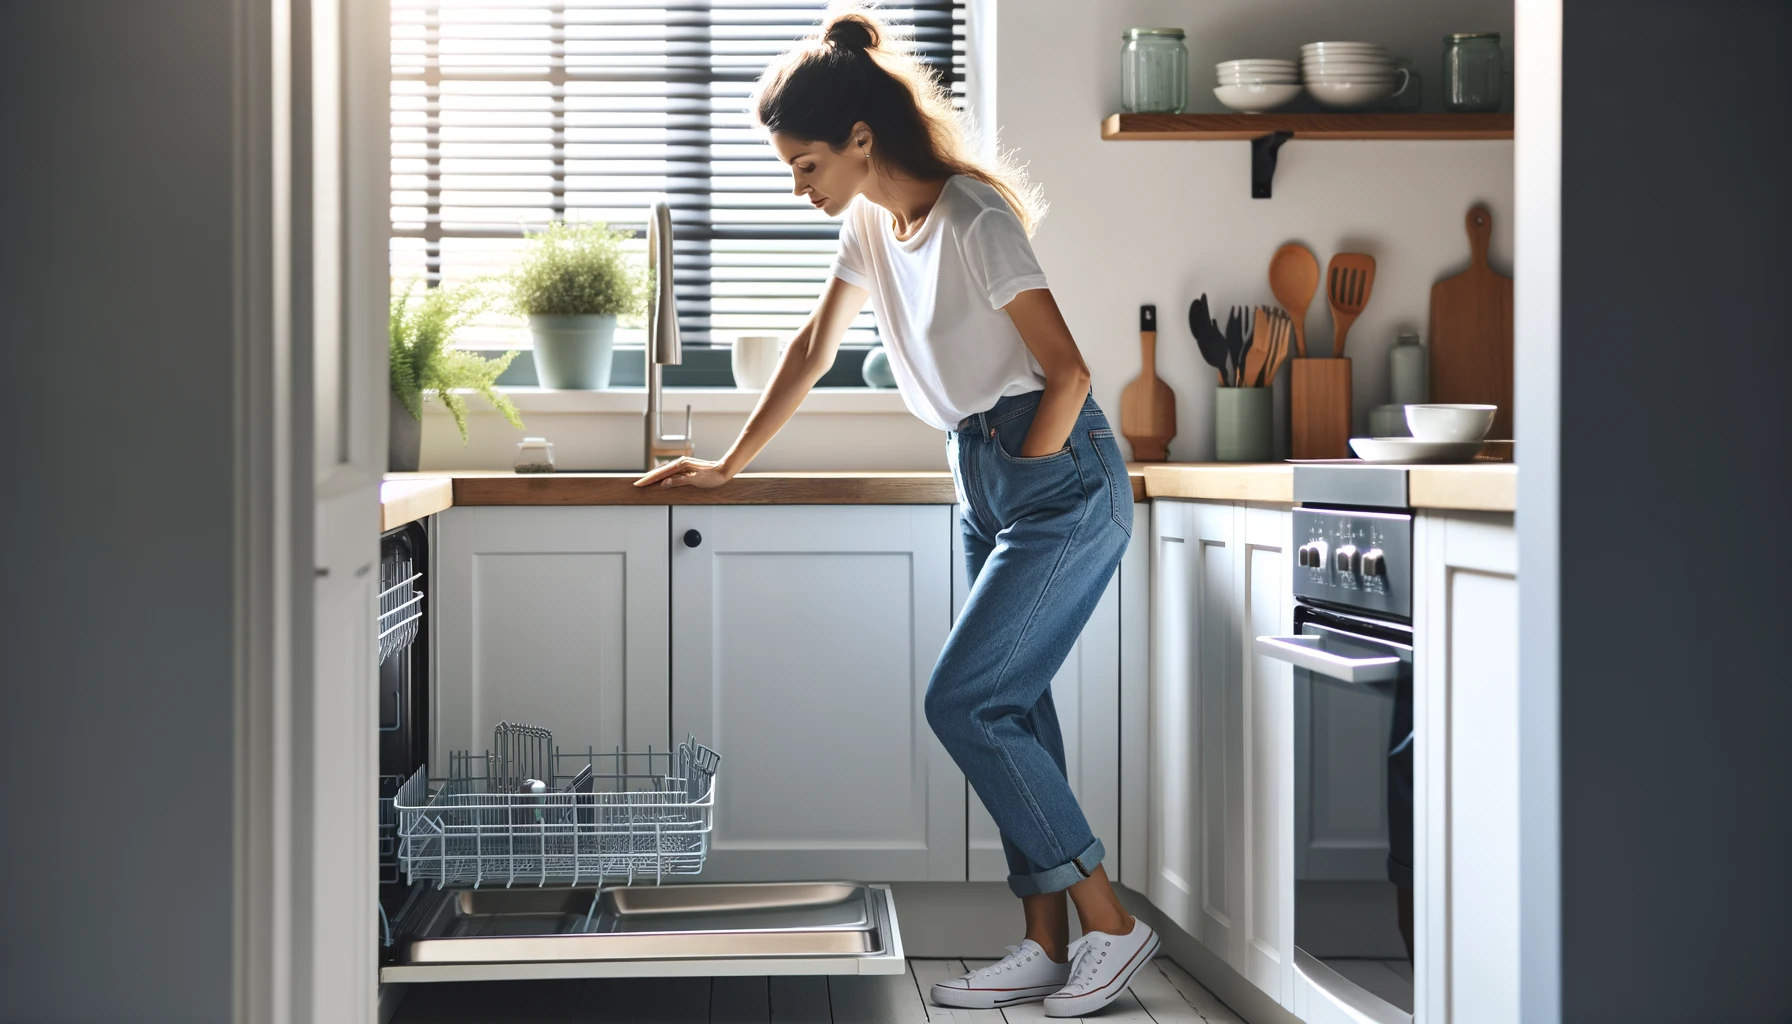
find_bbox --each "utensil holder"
[1214,387,1273,462]
[1292,358,1352,459]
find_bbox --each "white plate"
[1301,41,1388,52]
[1218,59,1297,68]
[1214,83,1303,112]
[1348,437,1484,463]
[1219,75,1301,85]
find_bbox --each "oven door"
[1258,606,1415,1024]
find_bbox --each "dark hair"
[753,6,1044,233]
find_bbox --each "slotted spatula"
[1326,253,1377,358]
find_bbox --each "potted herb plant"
[389,281,524,472]
[510,220,645,389]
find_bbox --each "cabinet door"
[1148,499,1239,962]
[433,507,669,768]
[1414,512,1518,1024]
[952,509,1122,884]
[671,504,962,883]
[1237,505,1295,1004]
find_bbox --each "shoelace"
[973,944,1035,979]
[1064,935,1113,989]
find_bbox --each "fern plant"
[509,220,646,316]
[390,280,524,442]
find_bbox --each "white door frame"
[232,0,390,1020]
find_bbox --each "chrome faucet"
[645,199,693,467]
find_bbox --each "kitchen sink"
[382,881,905,982]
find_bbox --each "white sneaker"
[929,939,1072,1009]
[1043,920,1160,1018]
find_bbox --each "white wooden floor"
[391,956,1246,1023]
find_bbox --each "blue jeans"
[930,389,1133,897]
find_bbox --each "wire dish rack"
[377,552,423,665]
[395,723,721,889]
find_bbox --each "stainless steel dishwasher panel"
[382,882,906,982]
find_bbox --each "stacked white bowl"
[1213,58,1301,113]
[1301,41,1402,109]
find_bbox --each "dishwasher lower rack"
[395,735,720,888]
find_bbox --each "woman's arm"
[1003,288,1093,457]
[636,275,869,488]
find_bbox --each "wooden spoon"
[1268,243,1320,357]
[1242,307,1271,387]
[1326,252,1377,358]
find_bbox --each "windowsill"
[439,386,913,416]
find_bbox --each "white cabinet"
[951,505,1135,886]
[1413,512,1518,1024]
[1148,499,1294,1007]
[432,506,670,768]
[670,504,963,884]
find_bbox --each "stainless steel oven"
[1258,505,1416,1023]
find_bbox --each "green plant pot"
[529,314,618,389]
[861,345,897,388]
[389,389,422,472]
[1214,386,1273,462]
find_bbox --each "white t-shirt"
[828,175,1050,430]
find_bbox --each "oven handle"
[1254,635,1403,684]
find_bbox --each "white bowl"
[1218,59,1297,69]
[1305,80,1398,107]
[1301,41,1389,53]
[1349,437,1484,464]
[1404,404,1497,443]
[1213,83,1303,113]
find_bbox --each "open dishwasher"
[375,523,904,984]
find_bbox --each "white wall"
[998,0,1516,459]
[421,0,1517,470]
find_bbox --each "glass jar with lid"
[1121,28,1188,114]
[1443,32,1503,112]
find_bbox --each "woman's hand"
[634,456,733,489]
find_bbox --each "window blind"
[390,0,968,352]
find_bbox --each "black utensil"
[1224,306,1252,388]
[1188,294,1232,383]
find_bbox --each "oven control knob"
[1334,544,1360,575]
[1300,540,1328,569]
[1361,548,1386,578]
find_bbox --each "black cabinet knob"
[683,529,702,548]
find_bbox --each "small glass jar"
[1443,32,1503,112]
[1121,28,1188,114]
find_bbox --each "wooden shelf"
[1100,112,1513,141]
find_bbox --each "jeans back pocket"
[1086,428,1134,536]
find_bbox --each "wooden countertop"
[1406,464,1516,513]
[380,476,453,531]
[395,469,1150,507]
[383,463,1513,521]
[1140,464,1295,503]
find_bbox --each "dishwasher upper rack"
[394,735,721,889]
[377,549,423,665]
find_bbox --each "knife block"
[1292,358,1352,460]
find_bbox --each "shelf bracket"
[1251,131,1294,199]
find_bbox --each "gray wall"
[0,2,237,1021]
[1559,1,1791,1018]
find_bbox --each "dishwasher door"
[381,881,906,982]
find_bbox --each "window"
[390,0,967,371]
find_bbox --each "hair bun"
[823,14,878,53]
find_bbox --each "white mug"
[731,335,784,390]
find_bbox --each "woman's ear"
[850,121,873,158]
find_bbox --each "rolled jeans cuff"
[1007,837,1106,898]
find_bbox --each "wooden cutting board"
[1429,204,1514,439]
[1120,304,1176,461]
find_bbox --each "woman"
[635,10,1157,1015]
